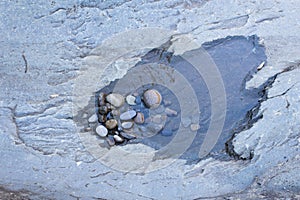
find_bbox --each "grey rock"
[98,92,106,106]
[98,115,106,123]
[121,121,134,129]
[120,110,137,121]
[95,125,108,137]
[165,108,178,117]
[98,106,108,115]
[143,89,162,108]
[106,93,125,108]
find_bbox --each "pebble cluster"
[87,89,180,146]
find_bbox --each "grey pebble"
[134,112,144,124]
[120,110,137,121]
[121,121,134,129]
[106,135,115,146]
[165,108,178,117]
[106,93,125,108]
[143,89,162,109]
[95,125,108,137]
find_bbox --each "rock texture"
[0,0,300,199]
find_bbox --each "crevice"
[225,63,300,160]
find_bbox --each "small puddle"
[78,35,266,164]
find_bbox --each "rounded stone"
[134,112,144,124]
[121,121,134,129]
[120,110,137,121]
[143,89,162,109]
[98,115,106,123]
[165,108,178,117]
[105,119,118,129]
[113,135,124,143]
[190,124,200,131]
[126,95,136,105]
[106,93,125,108]
[95,125,108,137]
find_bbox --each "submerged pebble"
[121,121,134,129]
[96,125,108,137]
[120,110,137,121]
[143,89,162,109]
[190,124,200,131]
[106,135,115,146]
[165,108,178,117]
[106,93,125,108]
[134,112,145,124]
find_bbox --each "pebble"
[120,110,137,121]
[105,119,118,129]
[120,132,136,139]
[143,89,162,109]
[106,93,125,108]
[126,95,136,105]
[190,124,200,131]
[98,92,106,106]
[113,135,124,143]
[111,109,120,117]
[106,112,114,120]
[135,96,142,104]
[98,115,106,123]
[161,129,173,136]
[106,135,115,146]
[165,108,178,117]
[88,114,98,123]
[163,100,172,106]
[98,106,108,115]
[147,124,164,134]
[121,121,134,129]
[95,125,108,137]
[134,112,144,124]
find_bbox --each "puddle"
[79,35,266,164]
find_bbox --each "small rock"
[85,127,92,132]
[147,124,164,134]
[134,112,144,124]
[165,108,178,117]
[120,132,136,139]
[113,135,124,143]
[126,95,136,105]
[95,125,108,137]
[98,92,106,106]
[182,117,192,127]
[106,135,115,146]
[135,96,142,104]
[99,106,108,115]
[121,121,134,129]
[120,110,137,121]
[111,109,120,117]
[190,124,200,131]
[105,119,118,129]
[153,105,165,114]
[143,89,162,109]
[98,115,106,123]
[106,103,116,110]
[151,114,167,124]
[88,114,98,123]
[106,93,125,108]
[161,129,173,136]
[163,100,172,106]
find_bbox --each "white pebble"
[126,95,136,105]
[95,125,108,137]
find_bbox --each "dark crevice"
[225,63,300,160]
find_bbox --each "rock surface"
[0,0,300,199]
